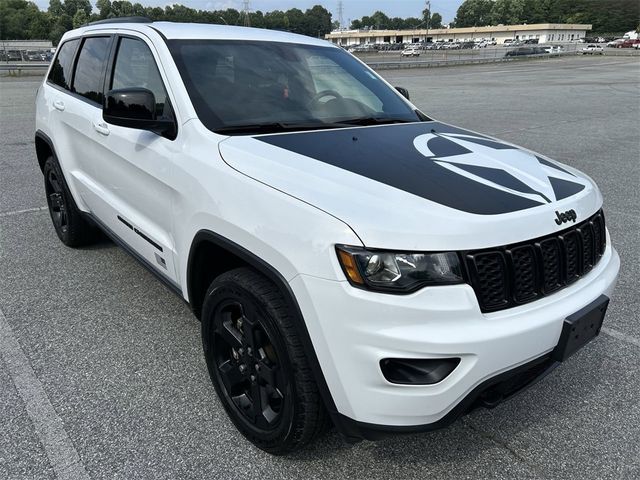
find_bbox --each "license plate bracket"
[551,295,609,362]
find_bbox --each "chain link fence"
[2,41,639,76]
[356,43,639,70]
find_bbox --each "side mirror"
[104,88,176,139]
[395,86,410,100]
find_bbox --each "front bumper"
[290,240,619,434]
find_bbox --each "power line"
[337,1,344,30]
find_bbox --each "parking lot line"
[0,307,90,480]
[602,326,640,349]
[0,206,48,218]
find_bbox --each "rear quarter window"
[47,39,80,90]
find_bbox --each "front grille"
[466,210,606,313]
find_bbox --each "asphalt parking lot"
[1,55,639,479]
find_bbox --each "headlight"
[336,245,464,293]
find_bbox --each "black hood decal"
[257,122,586,215]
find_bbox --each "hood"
[219,121,602,251]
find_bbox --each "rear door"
[42,38,82,200]
[62,34,114,212]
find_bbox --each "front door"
[87,34,181,285]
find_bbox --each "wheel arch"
[35,130,55,173]
[186,229,354,440]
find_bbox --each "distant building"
[325,23,592,46]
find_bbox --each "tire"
[201,267,330,454]
[43,156,98,247]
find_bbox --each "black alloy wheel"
[45,167,69,236]
[212,299,285,430]
[201,268,330,454]
[43,156,98,247]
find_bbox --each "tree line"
[453,0,639,34]
[350,8,444,30]
[1,0,638,46]
[0,0,333,45]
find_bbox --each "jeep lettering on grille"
[555,209,577,225]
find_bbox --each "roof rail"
[87,16,152,26]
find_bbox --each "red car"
[617,39,640,48]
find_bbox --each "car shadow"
[281,346,614,471]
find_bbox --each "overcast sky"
[33,0,464,24]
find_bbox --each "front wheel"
[201,268,329,454]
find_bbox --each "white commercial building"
[326,23,592,46]
[0,40,54,52]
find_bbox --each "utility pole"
[425,0,431,41]
[337,1,344,30]
[241,0,251,28]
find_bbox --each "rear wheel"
[43,156,98,247]
[201,268,329,454]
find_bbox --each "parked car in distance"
[25,50,44,61]
[544,45,565,55]
[617,39,640,48]
[401,47,420,57]
[607,39,625,47]
[474,40,494,48]
[7,50,22,61]
[581,44,604,55]
[505,46,545,57]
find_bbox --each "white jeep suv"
[35,19,620,454]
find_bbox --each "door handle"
[93,122,110,136]
[53,100,65,111]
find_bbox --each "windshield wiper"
[214,122,352,135]
[337,117,414,126]
[214,117,417,135]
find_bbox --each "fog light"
[380,357,460,385]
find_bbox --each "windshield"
[168,40,422,134]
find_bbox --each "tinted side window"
[47,39,80,90]
[72,37,111,104]
[111,38,172,119]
